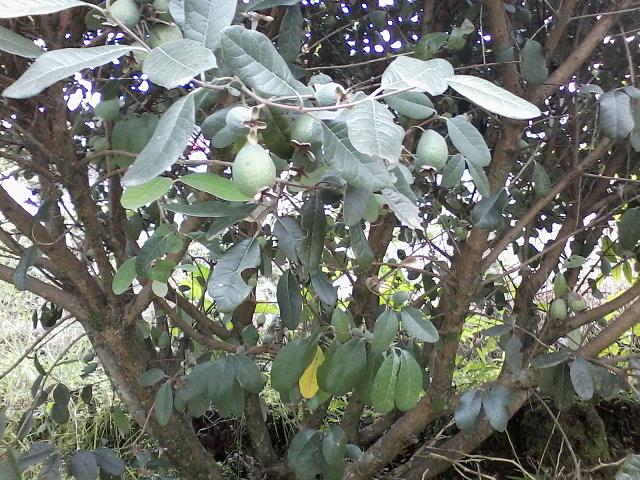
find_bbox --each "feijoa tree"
[0,0,640,479]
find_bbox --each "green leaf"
[455,389,482,430]
[287,430,323,480]
[112,257,137,295]
[331,308,354,343]
[570,358,594,400]
[18,442,55,470]
[349,224,374,269]
[532,161,551,197]
[470,189,508,230]
[207,357,235,402]
[163,201,253,218]
[220,25,309,97]
[182,0,236,50]
[122,93,196,186]
[400,307,439,343]
[215,378,245,417]
[343,185,371,226]
[372,310,398,354]
[321,122,392,192]
[380,187,421,229]
[277,270,303,329]
[381,57,454,95]
[143,39,216,89]
[37,452,61,480]
[232,355,265,394]
[440,153,465,188]
[322,426,347,466]
[481,385,511,432]
[446,116,491,167]
[3,45,132,99]
[320,338,367,395]
[301,194,326,270]
[121,177,173,209]
[466,161,490,198]
[414,31,448,60]
[371,352,400,413]
[245,0,300,10]
[69,450,98,480]
[207,237,261,313]
[138,368,166,387]
[310,271,338,306]
[395,350,423,411]
[385,91,435,120]
[631,103,640,152]
[520,39,548,85]
[12,245,41,291]
[0,0,87,18]
[154,383,173,427]
[274,216,305,263]
[93,448,125,477]
[179,173,251,202]
[271,338,316,394]
[447,75,541,120]
[0,26,43,58]
[564,254,587,269]
[618,208,640,251]
[278,5,303,64]
[599,91,634,139]
[347,99,404,162]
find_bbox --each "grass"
[0,281,146,479]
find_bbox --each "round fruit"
[291,114,321,144]
[315,82,342,107]
[392,290,410,306]
[225,106,252,130]
[549,298,568,321]
[567,292,587,312]
[109,0,140,28]
[415,130,448,170]
[232,143,276,197]
[95,99,120,121]
[90,136,109,152]
[553,273,567,297]
[148,24,183,49]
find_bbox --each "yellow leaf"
[298,347,325,399]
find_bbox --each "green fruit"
[291,114,321,144]
[567,292,587,312]
[95,99,120,121]
[109,0,140,28]
[549,298,568,321]
[315,82,342,107]
[232,143,277,197]
[415,130,448,170]
[553,274,567,297]
[225,106,252,130]
[152,0,170,10]
[148,24,183,49]
[392,291,410,306]
[369,10,388,29]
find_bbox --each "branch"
[481,140,613,271]
[530,0,636,104]
[544,0,579,60]
[0,263,88,319]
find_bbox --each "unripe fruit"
[553,273,567,297]
[90,136,109,152]
[550,298,568,321]
[416,129,448,170]
[369,10,388,30]
[392,290,410,306]
[232,143,276,197]
[225,106,252,130]
[567,292,587,312]
[95,99,120,121]
[291,114,321,144]
[315,82,342,107]
[149,24,183,49]
[109,0,140,28]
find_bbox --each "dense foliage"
[0,0,640,479]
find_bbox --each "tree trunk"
[85,312,223,480]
